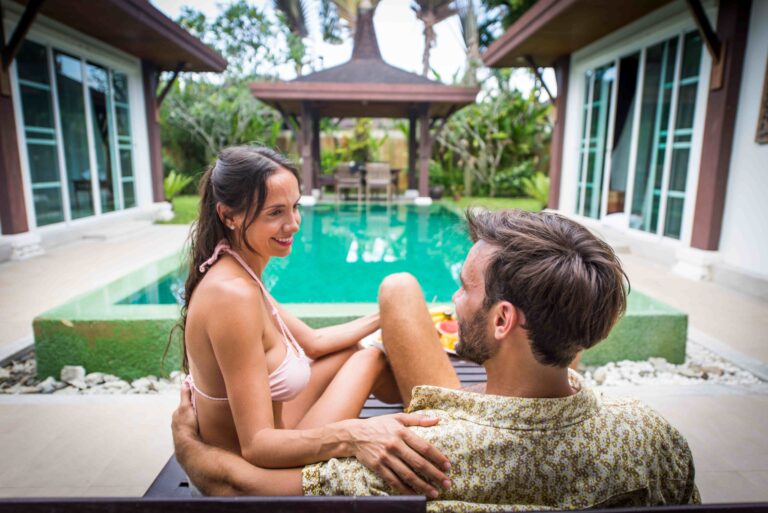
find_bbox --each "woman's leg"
[378,273,461,407]
[280,346,358,428]
[293,347,388,429]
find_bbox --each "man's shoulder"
[597,395,693,458]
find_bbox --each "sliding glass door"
[575,30,702,240]
[15,39,138,228]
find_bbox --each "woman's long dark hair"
[168,146,300,373]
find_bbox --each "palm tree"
[457,0,481,86]
[411,0,457,77]
[273,0,309,75]
[320,0,381,45]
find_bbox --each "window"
[15,39,138,228]
[575,31,703,240]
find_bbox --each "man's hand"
[172,382,201,460]
[348,414,452,498]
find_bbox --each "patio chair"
[365,162,392,202]
[334,164,362,203]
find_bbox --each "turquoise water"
[118,204,472,305]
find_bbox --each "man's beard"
[456,307,497,365]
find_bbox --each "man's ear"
[492,301,518,340]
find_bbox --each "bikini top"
[185,240,312,410]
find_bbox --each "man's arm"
[172,383,303,496]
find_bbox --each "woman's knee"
[378,272,421,304]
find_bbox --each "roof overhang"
[482,0,673,68]
[250,82,479,118]
[10,0,227,72]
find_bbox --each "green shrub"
[164,170,194,202]
[521,172,550,206]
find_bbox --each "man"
[173,209,699,510]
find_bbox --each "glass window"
[113,71,136,208]
[607,53,640,215]
[663,31,702,239]
[630,37,678,233]
[87,62,119,213]
[576,64,615,219]
[16,40,64,227]
[55,51,94,219]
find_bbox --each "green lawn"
[156,195,200,225]
[439,196,543,213]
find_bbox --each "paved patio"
[0,217,766,502]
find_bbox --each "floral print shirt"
[303,371,699,512]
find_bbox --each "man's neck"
[482,346,575,399]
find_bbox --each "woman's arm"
[269,295,380,359]
[208,284,450,495]
[173,383,303,496]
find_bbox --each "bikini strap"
[200,240,306,358]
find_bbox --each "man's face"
[453,241,498,365]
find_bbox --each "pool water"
[118,204,471,305]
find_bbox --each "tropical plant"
[162,79,283,166]
[435,76,552,197]
[160,2,289,177]
[164,170,195,202]
[411,0,457,76]
[521,171,550,206]
[477,0,537,50]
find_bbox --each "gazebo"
[250,7,478,204]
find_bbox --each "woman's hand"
[348,413,452,497]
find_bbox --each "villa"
[484,0,767,298]
[0,0,225,261]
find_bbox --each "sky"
[151,0,554,95]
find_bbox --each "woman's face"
[234,168,302,259]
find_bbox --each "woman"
[176,146,450,497]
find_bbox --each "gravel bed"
[580,341,763,387]
[0,341,764,395]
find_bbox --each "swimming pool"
[119,203,472,305]
[34,202,688,380]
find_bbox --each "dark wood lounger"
[3,358,764,512]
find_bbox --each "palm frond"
[273,0,309,37]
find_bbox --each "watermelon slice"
[436,319,458,336]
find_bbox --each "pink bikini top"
[185,240,312,410]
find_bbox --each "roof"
[251,7,478,118]
[11,0,227,72]
[482,0,673,68]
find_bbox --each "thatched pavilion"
[250,7,478,203]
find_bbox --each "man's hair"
[466,208,629,367]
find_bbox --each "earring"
[228,225,235,231]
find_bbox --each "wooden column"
[690,0,752,250]
[417,107,431,197]
[548,55,570,210]
[299,102,313,194]
[0,85,28,234]
[311,113,321,189]
[408,112,417,190]
[142,61,165,202]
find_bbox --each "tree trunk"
[422,23,434,76]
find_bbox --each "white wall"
[718,0,768,278]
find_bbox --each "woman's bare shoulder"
[194,265,265,306]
